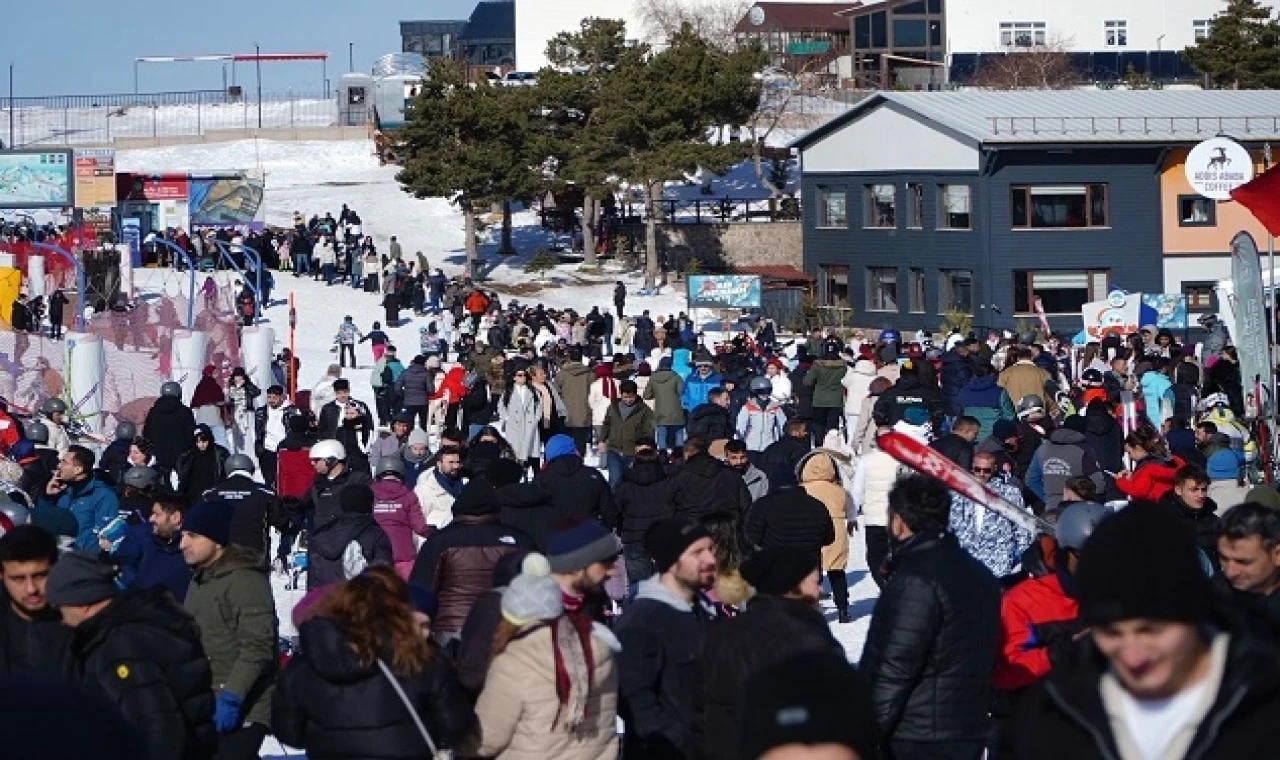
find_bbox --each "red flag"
[1230,164,1280,237]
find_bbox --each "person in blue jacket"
[681,358,723,412]
[36,445,119,550]
[113,492,194,603]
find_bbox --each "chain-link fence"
[1,90,359,148]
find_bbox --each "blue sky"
[6,0,477,97]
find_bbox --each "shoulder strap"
[376,658,439,755]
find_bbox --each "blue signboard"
[121,218,142,268]
[1141,293,1189,331]
[686,275,763,309]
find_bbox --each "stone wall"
[620,221,803,270]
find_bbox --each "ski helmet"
[1199,392,1230,412]
[376,456,406,479]
[749,377,773,395]
[40,398,67,416]
[160,381,183,399]
[1056,502,1112,551]
[310,439,346,464]
[1016,395,1045,419]
[0,499,29,529]
[122,466,161,492]
[25,422,49,445]
[1081,368,1104,387]
[226,454,256,476]
[1017,331,1039,346]
[115,421,137,441]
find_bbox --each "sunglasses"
[971,467,994,474]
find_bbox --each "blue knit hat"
[544,434,577,462]
[547,518,619,573]
[408,584,440,620]
[182,500,235,546]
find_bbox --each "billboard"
[1230,231,1273,416]
[1141,293,1188,331]
[189,175,265,225]
[686,275,763,309]
[116,173,188,201]
[0,149,73,209]
[74,149,117,209]
[1081,289,1141,341]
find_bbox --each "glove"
[213,690,243,734]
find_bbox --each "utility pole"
[349,42,354,73]
[8,63,13,149]
[254,43,263,129]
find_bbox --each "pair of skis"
[876,431,1056,537]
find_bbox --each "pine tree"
[396,60,539,278]
[1185,0,1280,89]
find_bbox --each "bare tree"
[971,42,1082,90]
[634,0,753,51]
[743,62,831,201]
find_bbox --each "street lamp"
[349,42,354,73]
[254,42,263,129]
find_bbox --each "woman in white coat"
[499,366,543,477]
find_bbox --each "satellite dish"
[749,5,766,25]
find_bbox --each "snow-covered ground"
[119,136,875,758]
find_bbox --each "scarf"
[550,601,596,732]
[434,468,464,497]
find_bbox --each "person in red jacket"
[369,456,433,579]
[994,502,1111,694]
[0,401,23,455]
[464,288,490,331]
[1114,427,1183,502]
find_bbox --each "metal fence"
[1,91,360,148]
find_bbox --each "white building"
[515,0,647,71]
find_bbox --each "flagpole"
[1267,143,1275,422]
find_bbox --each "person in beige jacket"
[998,347,1059,417]
[798,450,855,623]
[471,554,620,759]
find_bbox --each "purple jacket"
[370,479,432,564]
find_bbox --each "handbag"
[376,658,453,759]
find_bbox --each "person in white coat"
[500,367,543,477]
[851,417,927,587]
[841,357,878,446]
[35,399,71,454]
[587,365,617,444]
[765,361,792,405]
[311,364,342,414]
[314,236,337,284]
[413,445,466,529]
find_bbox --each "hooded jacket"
[841,359,878,415]
[409,480,536,634]
[183,545,278,727]
[601,398,657,455]
[803,359,846,409]
[685,402,731,442]
[301,468,374,530]
[116,523,192,603]
[993,571,1079,692]
[1115,455,1184,502]
[668,453,751,524]
[143,395,197,470]
[1026,428,1104,512]
[614,458,675,545]
[744,484,834,568]
[643,369,686,426]
[681,369,722,412]
[37,474,119,550]
[370,477,432,564]
[939,350,976,416]
[554,362,595,428]
[959,374,1012,441]
[874,372,943,430]
[1082,401,1126,475]
[516,455,616,549]
[1139,369,1174,428]
[273,617,474,759]
[799,451,851,571]
[396,364,434,408]
[174,428,229,501]
[307,512,393,588]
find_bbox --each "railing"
[1,91,363,147]
[613,196,802,224]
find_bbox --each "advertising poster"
[1081,290,1142,341]
[188,175,265,225]
[1141,293,1188,330]
[121,218,142,268]
[1229,231,1273,415]
[0,149,73,209]
[73,149,117,209]
[686,275,763,310]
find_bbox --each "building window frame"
[866,266,900,312]
[1104,20,1128,47]
[819,264,851,307]
[939,269,974,315]
[1193,19,1211,41]
[816,185,849,229]
[909,268,927,313]
[938,184,971,230]
[1011,183,1109,229]
[1183,282,1216,311]
[906,183,924,229]
[999,21,1046,48]
[865,183,897,228]
[1177,194,1217,227]
[1014,269,1110,315]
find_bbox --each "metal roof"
[791,90,1280,148]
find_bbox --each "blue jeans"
[293,253,310,274]
[350,269,362,288]
[321,263,335,284]
[605,451,632,488]
[656,425,685,451]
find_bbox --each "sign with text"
[1186,137,1254,201]
[74,149,116,209]
[0,149,73,209]
[1081,289,1142,341]
[686,275,762,309]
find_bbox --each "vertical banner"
[1230,231,1273,417]
[121,218,142,268]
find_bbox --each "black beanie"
[1063,415,1087,434]
[740,547,818,596]
[1076,501,1212,625]
[739,652,880,760]
[339,483,375,514]
[644,517,711,573]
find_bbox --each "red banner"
[116,173,189,201]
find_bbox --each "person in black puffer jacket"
[1171,359,1202,421]
[173,424,228,501]
[873,362,944,431]
[860,476,1000,758]
[743,471,834,570]
[1082,399,1125,475]
[614,449,675,584]
[669,439,752,525]
[273,568,474,759]
[686,395,733,443]
[143,391,197,473]
[307,484,393,588]
[507,434,616,550]
[49,554,216,760]
[454,552,530,699]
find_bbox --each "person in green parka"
[804,345,848,445]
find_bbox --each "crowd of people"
[6,209,1280,758]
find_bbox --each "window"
[1000,21,1046,47]
[939,184,971,229]
[1184,283,1214,310]
[940,270,974,314]
[871,11,888,47]
[906,183,924,228]
[908,268,927,312]
[817,186,848,228]
[893,19,927,47]
[1105,20,1128,47]
[1178,195,1216,227]
[1011,184,1109,228]
[867,267,899,311]
[820,265,850,306]
[1014,270,1109,314]
[866,184,896,228]
[1193,19,1210,41]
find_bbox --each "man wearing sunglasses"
[949,451,1033,579]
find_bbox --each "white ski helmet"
[1199,392,1230,413]
[310,439,346,464]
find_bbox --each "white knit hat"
[501,554,563,626]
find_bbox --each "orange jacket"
[464,291,490,315]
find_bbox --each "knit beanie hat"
[406,428,430,447]
[1063,415,1088,434]
[739,652,880,760]
[182,500,235,546]
[339,483,376,514]
[45,550,120,607]
[544,434,577,462]
[501,554,563,626]
[740,546,818,596]
[408,584,440,620]
[547,518,619,574]
[644,518,711,573]
[1076,501,1213,625]
[993,420,1019,440]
